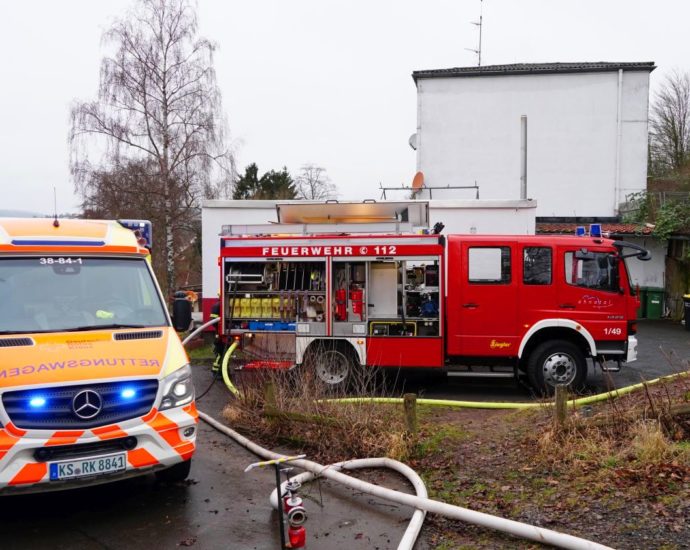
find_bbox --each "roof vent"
[0,337,34,348]
[113,330,163,341]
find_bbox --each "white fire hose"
[184,319,612,549]
[199,411,613,550]
[267,457,427,550]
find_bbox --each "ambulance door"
[452,241,519,357]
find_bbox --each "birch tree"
[295,164,337,200]
[70,0,232,299]
[649,71,690,176]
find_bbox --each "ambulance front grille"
[0,338,34,348]
[2,379,159,430]
[113,330,163,341]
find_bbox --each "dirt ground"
[412,402,690,550]
[1,320,687,549]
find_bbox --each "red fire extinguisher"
[288,524,306,549]
[335,288,347,321]
[350,288,364,321]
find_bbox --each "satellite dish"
[408,133,418,151]
[411,171,424,195]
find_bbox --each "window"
[468,247,511,284]
[0,257,168,333]
[523,247,552,285]
[564,251,619,292]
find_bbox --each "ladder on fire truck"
[220,200,430,236]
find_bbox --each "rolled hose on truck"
[183,319,615,549]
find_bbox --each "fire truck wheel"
[155,459,192,482]
[527,340,587,395]
[307,345,356,389]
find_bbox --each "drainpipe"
[520,115,527,200]
[614,69,623,214]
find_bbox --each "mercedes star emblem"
[72,389,103,420]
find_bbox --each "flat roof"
[412,61,656,83]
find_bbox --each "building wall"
[622,236,666,289]
[415,70,650,217]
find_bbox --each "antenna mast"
[53,186,60,228]
[465,0,484,66]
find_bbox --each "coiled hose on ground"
[183,319,619,549]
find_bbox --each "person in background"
[210,295,223,373]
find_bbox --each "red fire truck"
[215,203,650,394]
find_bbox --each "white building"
[411,62,655,218]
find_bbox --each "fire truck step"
[447,371,515,379]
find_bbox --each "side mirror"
[172,294,192,332]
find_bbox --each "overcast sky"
[0,0,687,215]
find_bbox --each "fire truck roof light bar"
[220,222,417,236]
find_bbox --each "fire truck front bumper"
[0,403,198,494]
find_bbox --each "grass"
[188,342,214,360]
[221,358,411,463]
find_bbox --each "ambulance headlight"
[160,364,194,410]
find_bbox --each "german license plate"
[49,452,127,481]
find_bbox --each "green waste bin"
[636,287,647,319]
[645,287,665,319]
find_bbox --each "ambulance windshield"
[0,257,168,333]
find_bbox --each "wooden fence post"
[403,393,417,436]
[555,384,567,428]
[264,381,276,412]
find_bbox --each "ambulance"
[0,218,196,493]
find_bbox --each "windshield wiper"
[0,329,55,335]
[66,323,149,332]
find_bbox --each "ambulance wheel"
[527,340,587,396]
[305,343,356,390]
[155,459,192,482]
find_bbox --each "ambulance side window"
[523,247,552,285]
[468,247,511,284]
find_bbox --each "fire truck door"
[557,247,627,342]
[452,242,519,357]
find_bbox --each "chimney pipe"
[520,115,527,200]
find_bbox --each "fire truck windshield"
[0,257,168,334]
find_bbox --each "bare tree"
[649,71,690,176]
[70,0,233,299]
[295,164,337,200]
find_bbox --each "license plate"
[49,452,127,481]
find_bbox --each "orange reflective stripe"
[45,430,84,447]
[127,448,158,468]
[183,401,198,420]
[5,423,27,437]
[177,442,195,461]
[0,427,23,461]
[146,412,180,446]
[9,463,47,486]
[92,425,128,441]
[0,430,22,451]
[141,407,158,423]
[146,411,195,459]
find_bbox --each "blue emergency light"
[576,226,586,237]
[29,396,47,408]
[118,219,152,249]
[589,224,602,237]
[120,388,137,399]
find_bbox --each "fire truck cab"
[217,202,649,394]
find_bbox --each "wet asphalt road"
[0,320,687,549]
